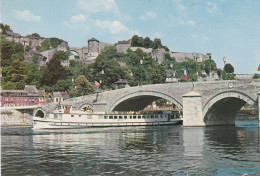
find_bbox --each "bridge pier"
[182,92,205,127]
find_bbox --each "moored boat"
[33,104,182,129]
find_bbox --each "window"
[138,116,141,119]
[104,116,108,119]
[114,116,118,119]
[133,116,136,119]
[71,115,74,117]
[151,115,154,118]
[79,115,81,117]
[124,116,127,119]
[109,116,113,119]
[142,116,145,119]
[130,116,132,119]
[119,116,123,119]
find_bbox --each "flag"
[258,64,260,71]
[48,92,51,98]
[94,81,100,87]
[184,67,188,80]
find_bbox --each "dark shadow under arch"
[108,91,182,112]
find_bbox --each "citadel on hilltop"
[1,25,211,66]
[70,37,211,64]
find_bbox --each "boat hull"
[33,116,182,129]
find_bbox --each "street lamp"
[101,70,104,90]
[223,56,226,67]
[193,52,198,81]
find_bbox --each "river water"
[1,119,260,176]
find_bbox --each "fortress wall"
[117,43,131,53]
[170,52,210,62]
[99,42,113,52]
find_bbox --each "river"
[1,119,260,175]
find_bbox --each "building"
[165,70,180,83]
[1,85,40,107]
[0,85,69,107]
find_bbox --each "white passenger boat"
[33,105,182,129]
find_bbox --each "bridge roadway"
[35,79,260,127]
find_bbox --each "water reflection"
[1,120,260,175]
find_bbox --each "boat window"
[109,116,113,119]
[138,116,141,119]
[151,115,154,118]
[114,116,118,119]
[119,116,123,119]
[71,115,74,117]
[133,116,136,119]
[160,115,163,118]
[155,115,158,118]
[104,116,108,119]
[142,116,145,119]
[124,116,127,119]
[130,116,132,119]
[87,115,92,119]
[79,115,81,117]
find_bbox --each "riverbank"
[1,109,33,126]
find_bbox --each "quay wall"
[1,109,33,126]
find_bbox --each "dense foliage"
[36,37,64,52]
[0,23,13,35]
[252,73,260,79]
[1,29,238,98]
[131,35,169,51]
[224,63,234,73]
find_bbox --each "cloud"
[13,9,41,22]
[203,36,209,40]
[153,32,163,39]
[77,0,119,14]
[140,11,157,20]
[172,0,186,11]
[70,14,86,23]
[128,29,140,36]
[191,34,198,39]
[187,20,197,26]
[96,20,128,34]
[206,2,222,15]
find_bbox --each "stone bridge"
[35,79,260,127]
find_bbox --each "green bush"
[252,73,260,79]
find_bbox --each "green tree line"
[1,32,238,98]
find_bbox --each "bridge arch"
[107,90,182,112]
[34,108,45,118]
[202,90,256,125]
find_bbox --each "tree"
[224,63,234,73]
[0,36,24,67]
[43,57,67,85]
[252,73,260,79]
[1,59,26,89]
[70,75,95,97]
[131,35,144,47]
[24,63,44,87]
[26,33,41,39]
[53,51,69,61]
[0,23,13,34]
[152,38,162,49]
[144,37,152,48]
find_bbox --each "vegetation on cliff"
[1,24,239,97]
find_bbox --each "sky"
[1,0,260,74]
